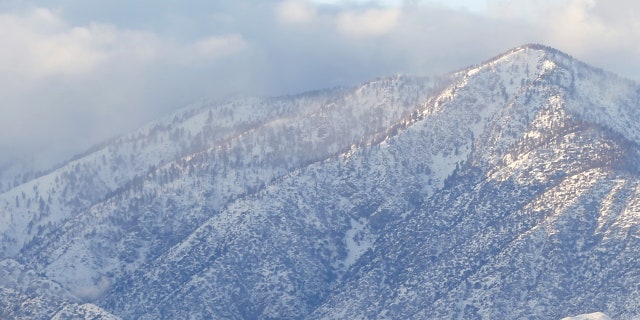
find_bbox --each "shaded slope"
[2,44,640,319]
[310,45,640,319]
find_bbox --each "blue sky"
[1,0,639,168]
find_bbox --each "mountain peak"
[3,45,640,319]
[506,43,571,59]
[461,43,606,81]
[452,44,555,83]
[517,43,562,52]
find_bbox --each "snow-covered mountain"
[1,44,639,319]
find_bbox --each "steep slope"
[0,76,437,258]
[2,44,640,319]
[1,75,440,318]
[0,259,119,320]
[94,74,486,318]
[0,93,331,256]
[310,45,640,319]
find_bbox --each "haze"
[1,0,639,169]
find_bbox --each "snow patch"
[343,218,373,269]
[561,312,612,320]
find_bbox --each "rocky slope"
[1,44,639,319]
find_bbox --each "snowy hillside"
[2,44,640,319]
[0,75,436,257]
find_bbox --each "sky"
[1,0,639,170]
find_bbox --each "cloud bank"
[1,0,639,169]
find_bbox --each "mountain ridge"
[1,44,639,319]
[308,45,640,319]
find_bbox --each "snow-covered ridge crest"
[561,312,612,320]
[0,73,436,258]
[3,44,640,319]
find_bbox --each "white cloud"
[0,8,102,80]
[30,26,106,76]
[0,7,163,88]
[547,0,640,51]
[1,0,640,170]
[546,0,609,49]
[189,34,248,63]
[486,0,640,79]
[276,0,317,24]
[0,6,253,168]
[336,8,400,37]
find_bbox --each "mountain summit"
[1,44,639,319]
